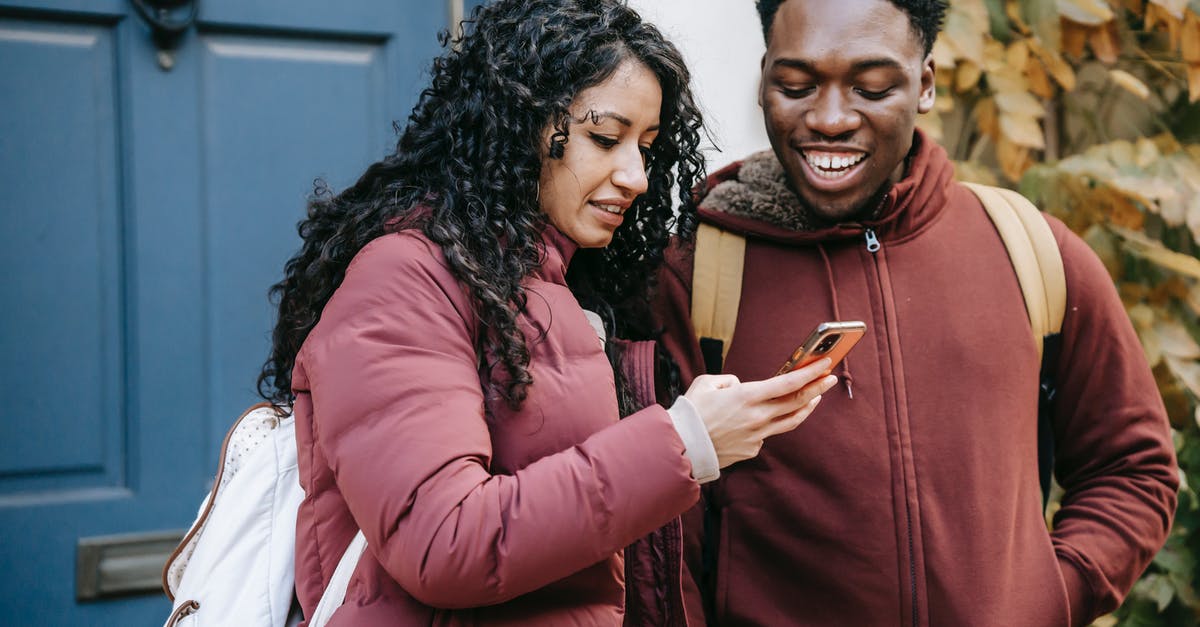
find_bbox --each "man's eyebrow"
[772,57,906,74]
[586,110,660,132]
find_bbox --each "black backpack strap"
[1038,331,1063,510]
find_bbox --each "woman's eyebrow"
[587,110,660,132]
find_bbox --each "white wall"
[627,1,769,170]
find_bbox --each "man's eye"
[781,86,815,98]
[590,133,618,148]
[855,87,893,100]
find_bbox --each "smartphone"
[776,321,867,376]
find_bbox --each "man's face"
[759,0,935,224]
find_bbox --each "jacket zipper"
[863,230,918,626]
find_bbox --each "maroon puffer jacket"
[291,227,698,625]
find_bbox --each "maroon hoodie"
[655,133,1178,626]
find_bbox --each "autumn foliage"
[924,0,1200,623]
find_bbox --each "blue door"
[0,0,446,623]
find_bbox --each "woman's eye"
[855,87,893,100]
[590,133,618,148]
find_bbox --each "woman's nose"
[611,146,649,196]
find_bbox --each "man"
[654,1,1179,625]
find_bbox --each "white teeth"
[594,203,625,215]
[804,152,865,177]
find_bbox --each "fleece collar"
[698,130,955,246]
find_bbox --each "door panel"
[199,29,393,473]
[0,1,447,623]
[0,16,124,494]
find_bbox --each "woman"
[258,1,836,624]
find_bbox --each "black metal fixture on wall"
[130,0,198,70]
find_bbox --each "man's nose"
[612,146,649,196]
[805,89,862,138]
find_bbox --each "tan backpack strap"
[963,182,1066,360]
[691,223,746,362]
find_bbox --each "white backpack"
[162,403,367,627]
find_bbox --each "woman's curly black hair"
[756,0,947,55]
[258,0,705,415]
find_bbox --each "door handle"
[131,0,198,71]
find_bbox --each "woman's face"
[539,59,662,248]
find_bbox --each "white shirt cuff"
[667,396,720,484]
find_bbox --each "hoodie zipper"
[864,228,881,253]
[862,229,918,626]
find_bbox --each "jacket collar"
[534,224,579,285]
[697,130,955,246]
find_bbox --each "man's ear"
[917,54,936,114]
[758,53,767,108]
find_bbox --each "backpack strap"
[308,530,367,627]
[964,182,1066,510]
[963,183,1066,357]
[691,223,746,374]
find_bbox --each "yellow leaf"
[1007,0,1033,35]
[1111,225,1200,279]
[1109,69,1151,99]
[1111,175,1177,211]
[1107,139,1137,167]
[1029,39,1078,90]
[1188,283,1200,317]
[1150,0,1188,20]
[1190,62,1200,102]
[1088,20,1122,64]
[945,8,986,64]
[1188,190,1200,243]
[1135,136,1161,168]
[1000,113,1047,149]
[1062,18,1091,58]
[1099,186,1148,229]
[932,39,958,68]
[982,40,1009,74]
[955,60,984,92]
[998,137,1036,181]
[976,97,1000,139]
[1007,40,1031,69]
[1165,356,1200,398]
[1025,56,1057,98]
[1183,11,1200,63]
[995,89,1046,117]
[1156,318,1200,359]
[1058,0,1115,25]
[988,66,1031,94]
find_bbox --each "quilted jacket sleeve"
[297,233,699,609]
[1046,219,1179,624]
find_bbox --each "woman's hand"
[683,359,838,468]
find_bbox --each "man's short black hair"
[755,0,947,56]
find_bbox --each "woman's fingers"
[739,358,833,401]
[753,374,837,420]
[761,394,823,438]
